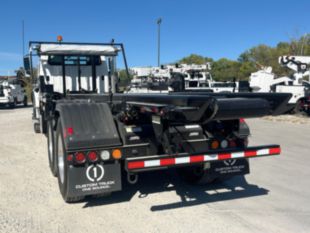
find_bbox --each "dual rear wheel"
[54,121,84,202]
[177,165,216,184]
[23,97,28,107]
[177,163,241,185]
[47,120,84,202]
[48,120,109,202]
[47,120,57,177]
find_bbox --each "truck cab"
[26,42,123,133]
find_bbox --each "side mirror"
[23,55,31,75]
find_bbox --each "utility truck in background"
[249,56,310,113]
[0,78,28,108]
[128,64,249,93]
[24,39,291,203]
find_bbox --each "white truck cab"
[25,41,123,133]
[0,78,27,108]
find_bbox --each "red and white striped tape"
[127,147,281,170]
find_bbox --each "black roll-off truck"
[24,40,291,202]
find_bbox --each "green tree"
[176,34,309,82]
[238,44,273,65]
[179,54,209,65]
[118,69,132,91]
[212,58,241,81]
[238,61,256,80]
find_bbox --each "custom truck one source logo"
[86,164,104,182]
[224,159,237,166]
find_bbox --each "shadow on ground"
[82,170,268,211]
[0,104,33,110]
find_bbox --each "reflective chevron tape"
[127,147,281,170]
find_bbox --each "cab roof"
[38,44,119,56]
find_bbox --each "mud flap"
[208,159,250,178]
[67,163,122,197]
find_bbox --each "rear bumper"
[125,145,280,172]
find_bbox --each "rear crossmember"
[126,145,281,172]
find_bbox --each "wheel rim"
[48,123,53,162]
[57,133,65,184]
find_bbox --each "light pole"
[157,18,162,67]
[22,20,25,57]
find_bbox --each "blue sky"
[0,0,309,74]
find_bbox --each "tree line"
[178,34,310,81]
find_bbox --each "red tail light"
[67,127,74,135]
[75,152,86,164]
[151,106,159,113]
[67,154,73,162]
[229,140,237,148]
[87,151,98,162]
[239,118,245,123]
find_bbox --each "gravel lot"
[1,107,310,233]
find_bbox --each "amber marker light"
[112,149,122,159]
[57,35,63,42]
[211,140,220,150]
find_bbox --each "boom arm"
[279,56,310,73]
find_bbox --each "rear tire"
[47,120,57,177]
[177,165,215,185]
[23,96,28,107]
[55,121,84,203]
[291,100,302,114]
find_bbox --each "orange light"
[57,35,63,42]
[211,140,220,150]
[112,149,122,159]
